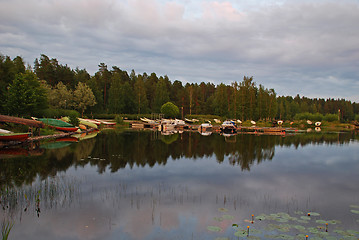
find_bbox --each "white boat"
[83,118,101,126]
[315,121,321,127]
[251,120,256,125]
[174,119,186,126]
[307,120,313,125]
[214,119,221,124]
[0,129,12,134]
[236,120,242,124]
[96,119,116,126]
[185,118,199,124]
[277,120,283,125]
[220,120,237,134]
[198,122,213,133]
[158,119,176,131]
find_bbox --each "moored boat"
[0,132,30,141]
[220,120,237,134]
[198,122,213,133]
[36,118,79,132]
[96,119,116,126]
[315,121,321,127]
[158,119,176,131]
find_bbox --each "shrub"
[161,102,179,118]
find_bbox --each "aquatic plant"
[207,206,359,239]
[1,221,13,240]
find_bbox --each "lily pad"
[315,219,328,224]
[222,214,234,220]
[218,207,228,212]
[234,230,247,237]
[247,236,261,240]
[250,228,262,234]
[350,209,359,214]
[293,225,306,232]
[255,214,267,221]
[327,219,341,225]
[349,204,359,209]
[346,229,359,235]
[213,217,223,222]
[207,226,222,232]
[300,216,311,221]
[294,211,304,215]
[308,227,320,234]
[215,238,229,240]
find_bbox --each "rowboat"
[54,126,79,132]
[95,119,116,126]
[79,118,98,129]
[36,118,79,132]
[220,120,237,134]
[198,122,213,132]
[0,132,30,141]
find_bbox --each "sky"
[0,0,358,102]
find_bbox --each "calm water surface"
[1,130,359,240]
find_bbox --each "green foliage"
[1,53,359,121]
[294,112,323,121]
[73,82,96,116]
[154,77,170,113]
[324,113,339,122]
[39,108,79,119]
[115,115,124,124]
[5,71,47,116]
[355,114,359,121]
[69,112,80,126]
[161,102,179,118]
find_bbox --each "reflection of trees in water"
[1,175,79,220]
[0,130,354,189]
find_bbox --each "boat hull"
[0,133,30,141]
[55,126,79,132]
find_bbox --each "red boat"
[0,132,30,141]
[54,126,79,132]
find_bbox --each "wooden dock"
[129,121,287,135]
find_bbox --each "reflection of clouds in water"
[5,138,359,239]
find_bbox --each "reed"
[1,221,14,240]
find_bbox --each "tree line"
[1,53,358,121]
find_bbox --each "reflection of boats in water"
[220,121,237,134]
[41,136,79,149]
[160,130,177,136]
[0,147,44,158]
[222,133,237,143]
[73,130,99,140]
[315,127,321,132]
[199,131,212,136]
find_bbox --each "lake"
[1,129,359,240]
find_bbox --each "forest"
[1,53,358,121]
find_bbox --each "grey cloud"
[0,0,358,101]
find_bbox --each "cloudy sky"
[1,0,358,101]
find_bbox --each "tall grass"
[1,221,14,240]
